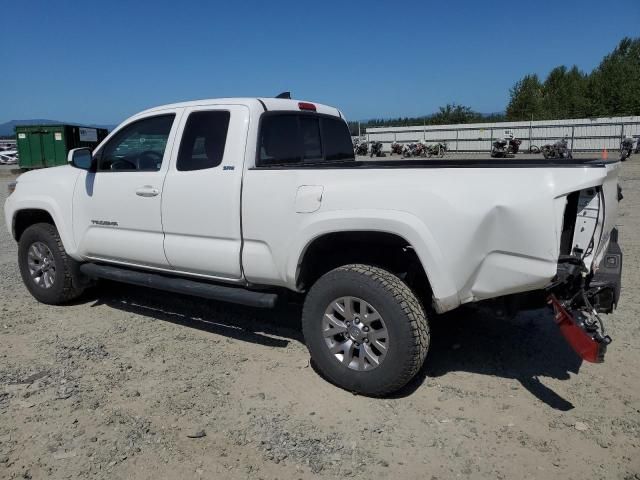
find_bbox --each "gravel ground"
[1,155,639,479]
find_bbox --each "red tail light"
[548,295,610,363]
[298,102,316,111]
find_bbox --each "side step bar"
[79,263,278,309]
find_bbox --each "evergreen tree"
[506,74,543,120]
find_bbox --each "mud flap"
[548,294,612,363]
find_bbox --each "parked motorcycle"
[390,142,403,155]
[620,137,634,161]
[491,136,521,158]
[541,137,572,159]
[401,143,418,158]
[426,141,448,158]
[354,140,368,156]
[369,141,386,158]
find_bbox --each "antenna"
[275,92,291,99]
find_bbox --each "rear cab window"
[257,113,354,166]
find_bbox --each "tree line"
[506,37,640,121]
[348,105,505,135]
[350,37,639,135]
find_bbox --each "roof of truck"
[138,97,344,119]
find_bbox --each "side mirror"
[68,148,94,170]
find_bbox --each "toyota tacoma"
[4,96,623,395]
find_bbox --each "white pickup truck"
[4,96,623,395]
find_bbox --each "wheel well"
[296,231,433,308]
[13,209,55,241]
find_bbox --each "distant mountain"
[0,119,116,137]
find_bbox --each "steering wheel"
[110,158,137,170]
[137,150,163,170]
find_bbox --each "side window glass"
[300,117,322,161]
[99,114,175,171]
[258,115,301,165]
[177,111,230,171]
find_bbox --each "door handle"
[135,186,160,197]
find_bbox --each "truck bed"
[251,157,616,170]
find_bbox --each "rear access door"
[161,104,249,280]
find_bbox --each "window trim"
[255,111,354,167]
[176,109,231,172]
[95,113,176,173]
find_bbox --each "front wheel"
[302,264,429,396]
[18,223,85,304]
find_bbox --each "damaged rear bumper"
[546,228,622,362]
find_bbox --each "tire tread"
[303,263,430,396]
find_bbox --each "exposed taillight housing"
[298,102,316,112]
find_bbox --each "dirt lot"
[1,156,639,480]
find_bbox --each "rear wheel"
[18,223,85,304]
[302,264,429,396]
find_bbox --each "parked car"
[4,96,623,396]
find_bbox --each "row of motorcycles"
[356,136,638,161]
[397,141,448,158]
[353,140,448,158]
[354,140,385,157]
[491,134,573,159]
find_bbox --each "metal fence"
[360,116,640,152]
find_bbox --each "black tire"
[302,264,429,396]
[18,223,85,305]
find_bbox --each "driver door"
[72,110,182,268]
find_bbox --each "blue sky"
[0,0,638,125]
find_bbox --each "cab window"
[177,111,230,171]
[257,113,353,166]
[99,114,175,171]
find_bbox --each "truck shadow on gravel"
[88,282,580,410]
[88,281,304,348]
[397,307,582,410]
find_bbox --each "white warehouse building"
[363,115,640,152]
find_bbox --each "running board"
[79,263,278,308]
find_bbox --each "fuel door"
[295,185,324,213]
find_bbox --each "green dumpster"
[16,124,109,169]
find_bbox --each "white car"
[4,96,623,395]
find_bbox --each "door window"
[99,114,175,171]
[177,111,230,171]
